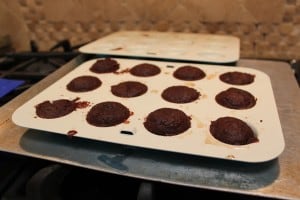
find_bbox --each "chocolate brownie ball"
[209,116,259,145]
[35,99,77,119]
[219,71,255,85]
[67,75,102,92]
[111,81,147,98]
[173,66,206,81]
[86,101,130,127]
[90,58,119,73]
[144,108,191,136]
[162,85,200,103]
[130,63,161,77]
[215,87,256,109]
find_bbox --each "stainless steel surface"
[0,55,299,199]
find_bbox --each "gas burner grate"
[0,40,80,106]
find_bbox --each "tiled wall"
[1,0,300,60]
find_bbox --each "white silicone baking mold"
[12,58,284,163]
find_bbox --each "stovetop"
[0,39,296,200]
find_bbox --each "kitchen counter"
[0,55,299,199]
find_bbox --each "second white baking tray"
[79,31,240,64]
